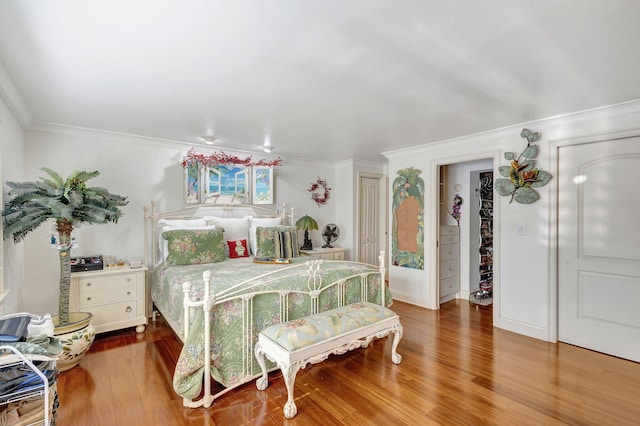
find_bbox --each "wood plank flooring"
[56,300,640,425]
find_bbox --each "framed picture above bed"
[181,149,282,205]
[203,164,250,204]
[252,166,273,204]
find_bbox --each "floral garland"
[181,147,283,168]
[308,177,331,206]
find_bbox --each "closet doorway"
[437,159,494,309]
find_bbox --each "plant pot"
[53,312,96,372]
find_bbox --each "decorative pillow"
[249,216,282,254]
[255,226,297,258]
[205,216,250,255]
[162,227,226,265]
[274,230,299,259]
[227,239,249,258]
[156,218,209,261]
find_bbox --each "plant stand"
[53,312,96,372]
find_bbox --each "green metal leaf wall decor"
[495,128,552,204]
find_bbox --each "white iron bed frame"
[143,202,389,409]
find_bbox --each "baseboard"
[391,290,432,309]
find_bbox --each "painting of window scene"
[252,166,273,204]
[184,160,200,204]
[203,165,249,204]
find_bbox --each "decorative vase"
[53,312,96,372]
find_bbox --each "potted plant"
[2,168,128,370]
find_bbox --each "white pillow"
[204,216,250,255]
[157,218,207,228]
[205,216,250,242]
[248,217,282,255]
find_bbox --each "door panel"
[558,136,640,362]
[359,177,380,265]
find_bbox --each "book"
[0,315,31,342]
[253,257,291,264]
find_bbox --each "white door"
[558,135,640,362]
[359,176,381,265]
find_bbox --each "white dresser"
[300,247,346,260]
[439,226,460,303]
[70,266,147,334]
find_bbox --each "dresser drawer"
[89,300,139,324]
[440,276,459,297]
[440,243,459,262]
[440,234,459,245]
[77,273,137,305]
[439,226,459,236]
[439,260,459,280]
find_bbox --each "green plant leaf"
[504,152,515,161]
[520,128,531,139]
[498,166,511,177]
[530,170,552,187]
[522,145,538,159]
[495,179,515,196]
[514,187,540,204]
[519,160,533,171]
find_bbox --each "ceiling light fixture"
[262,134,275,153]
[201,135,218,145]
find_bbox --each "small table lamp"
[295,215,318,250]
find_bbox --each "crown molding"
[382,99,640,160]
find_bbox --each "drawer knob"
[86,297,91,301]
[126,278,131,282]
[126,306,132,313]
[86,282,91,287]
[127,291,131,295]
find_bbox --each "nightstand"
[70,266,147,334]
[300,247,346,260]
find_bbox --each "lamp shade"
[295,215,318,231]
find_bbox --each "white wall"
[385,100,640,342]
[20,127,341,315]
[0,92,25,314]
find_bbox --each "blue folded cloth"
[0,315,31,342]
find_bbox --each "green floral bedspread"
[151,257,391,400]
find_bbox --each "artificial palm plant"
[2,168,128,325]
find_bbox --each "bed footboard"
[177,251,389,408]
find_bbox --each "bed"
[143,201,392,408]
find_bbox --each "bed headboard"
[143,201,295,267]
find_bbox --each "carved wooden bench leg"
[282,363,300,419]
[391,323,403,364]
[254,342,269,391]
[255,341,300,418]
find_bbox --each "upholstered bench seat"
[255,302,403,419]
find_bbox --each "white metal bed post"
[378,250,386,306]
[181,271,215,408]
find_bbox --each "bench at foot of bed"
[254,302,403,419]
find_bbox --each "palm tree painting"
[392,167,424,269]
[2,168,128,325]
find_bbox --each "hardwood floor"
[56,300,640,425]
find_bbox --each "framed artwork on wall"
[202,164,250,204]
[252,166,273,204]
[184,160,200,204]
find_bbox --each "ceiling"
[1,1,640,163]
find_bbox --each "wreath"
[308,177,331,206]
